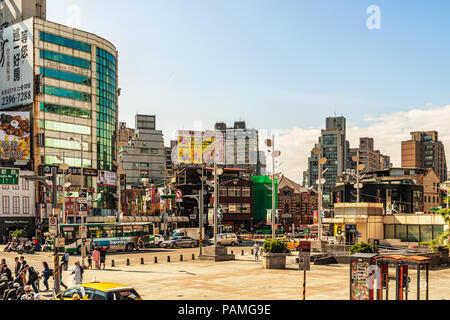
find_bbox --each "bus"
[59,222,156,254]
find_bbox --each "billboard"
[0,18,34,110]
[0,112,31,160]
[97,170,117,187]
[176,130,225,165]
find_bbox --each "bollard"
[251,249,254,255]
[242,250,244,256]
[126,259,130,266]
[180,255,183,261]
[167,256,171,262]
[231,251,234,255]
[141,257,144,265]
[192,254,195,260]
[154,256,158,264]
[111,260,115,267]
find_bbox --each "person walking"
[254,242,260,261]
[63,251,70,271]
[14,257,21,278]
[26,264,40,293]
[72,261,83,285]
[41,262,51,292]
[58,263,68,290]
[92,246,100,270]
[99,246,107,270]
[1,263,12,281]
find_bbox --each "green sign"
[161,195,176,199]
[0,168,19,185]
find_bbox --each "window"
[2,185,9,190]
[22,178,29,190]
[45,138,88,151]
[13,184,19,190]
[40,50,91,69]
[151,149,159,155]
[40,32,91,52]
[241,203,251,213]
[40,120,91,135]
[219,187,227,197]
[23,197,29,214]
[242,187,250,197]
[2,196,9,214]
[40,67,91,86]
[12,197,19,214]
[43,85,91,102]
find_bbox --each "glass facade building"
[35,18,119,218]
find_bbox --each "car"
[54,282,142,300]
[161,236,198,249]
[211,233,239,246]
[153,234,165,247]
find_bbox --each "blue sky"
[46,1,450,179]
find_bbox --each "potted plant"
[262,238,288,269]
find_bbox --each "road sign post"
[299,241,311,300]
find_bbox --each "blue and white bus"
[59,222,156,254]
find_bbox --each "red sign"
[299,241,311,252]
[176,189,182,199]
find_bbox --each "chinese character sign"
[176,130,225,165]
[0,18,34,110]
[0,112,30,160]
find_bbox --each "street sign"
[80,203,88,212]
[353,183,363,189]
[79,189,88,198]
[80,226,87,239]
[175,189,182,199]
[176,198,183,203]
[0,168,19,185]
[335,223,345,237]
[299,252,310,271]
[161,195,176,199]
[49,216,58,237]
[189,214,197,220]
[299,241,311,252]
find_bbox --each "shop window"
[396,225,407,242]
[407,225,420,242]
[420,225,433,243]
[384,224,395,239]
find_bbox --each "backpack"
[48,269,54,277]
[29,267,38,280]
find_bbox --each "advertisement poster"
[266,209,272,225]
[0,18,34,110]
[176,130,225,165]
[97,170,117,187]
[350,260,370,300]
[208,209,214,226]
[313,210,319,224]
[0,112,31,160]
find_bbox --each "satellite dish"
[59,163,69,171]
[319,158,327,165]
[353,183,363,189]
[313,148,321,155]
[352,156,359,162]
[357,164,365,171]
[265,139,273,148]
[316,179,326,185]
[117,169,125,175]
[272,150,281,158]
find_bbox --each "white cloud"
[277,104,450,184]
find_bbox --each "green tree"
[423,199,450,252]
[263,238,288,253]
[349,242,376,255]
[12,229,27,239]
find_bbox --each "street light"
[266,135,281,239]
[68,136,87,269]
[313,146,326,240]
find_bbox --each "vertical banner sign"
[266,209,272,225]
[313,210,319,224]
[151,185,155,204]
[0,18,34,110]
[208,209,214,226]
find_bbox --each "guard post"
[298,241,311,300]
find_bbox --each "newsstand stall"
[349,253,379,300]
[375,255,431,301]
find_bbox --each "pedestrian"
[92,246,100,270]
[14,257,21,278]
[26,264,40,293]
[87,254,92,270]
[41,262,50,292]
[58,263,68,290]
[72,261,83,285]
[1,263,12,281]
[99,246,107,270]
[0,258,5,269]
[18,256,27,286]
[64,251,70,271]
[254,242,260,261]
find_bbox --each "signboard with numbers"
[0,18,34,110]
[299,241,311,253]
[49,216,58,237]
[335,223,345,237]
[298,252,311,271]
[0,168,19,185]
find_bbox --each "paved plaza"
[1,246,449,300]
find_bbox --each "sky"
[47,0,450,182]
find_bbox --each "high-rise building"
[0,0,46,27]
[308,116,347,200]
[117,122,135,149]
[214,121,262,174]
[119,115,166,187]
[0,1,122,235]
[347,137,392,173]
[402,131,447,182]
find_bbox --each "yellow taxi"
[54,282,143,300]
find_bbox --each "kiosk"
[375,255,431,300]
[349,253,378,300]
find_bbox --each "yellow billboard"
[176,130,224,165]
[0,112,31,160]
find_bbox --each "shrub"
[263,238,288,253]
[349,242,375,255]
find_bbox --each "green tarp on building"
[252,175,278,221]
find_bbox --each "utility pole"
[313,143,326,241]
[199,166,206,255]
[51,167,61,295]
[356,150,360,204]
[213,159,218,244]
[271,134,276,239]
[80,137,86,269]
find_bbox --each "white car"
[154,234,165,247]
